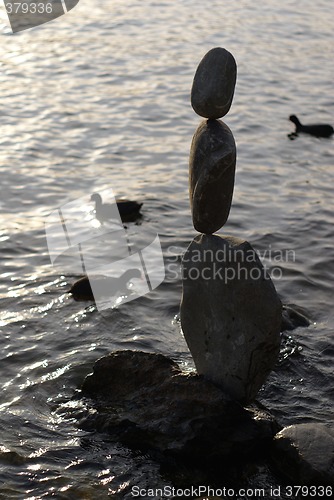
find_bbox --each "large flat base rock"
[80,350,279,465]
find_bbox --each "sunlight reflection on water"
[0,0,333,496]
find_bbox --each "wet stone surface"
[272,423,334,486]
[80,350,279,464]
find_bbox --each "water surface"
[0,0,333,497]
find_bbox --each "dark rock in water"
[281,303,311,332]
[81,350,279,464]
[0,448,26,466]
[191,47,237,119]
[189,119,236,234]
[272,424,334,486]
[69,275,96,301]
[180,234,282,403]
[69,269,142,301]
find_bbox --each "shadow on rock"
[79,350,280,474]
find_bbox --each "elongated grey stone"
[190,119,236,234]
[180,234,282,403]
[191,47,237,119]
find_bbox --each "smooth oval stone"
[191,47,237,119]
[189,119,236,234]
[180,234,282,403]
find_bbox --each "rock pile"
[80,352,331,488]
[78,49,322,490]
[181,47,282,403]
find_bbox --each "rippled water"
[0,0,333,497]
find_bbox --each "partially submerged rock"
[80,350,279,464]
[180,234,282,403]
[281,303,311,332]
[272,423,334,486]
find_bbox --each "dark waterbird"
[69,268,142,301]
[91,193,143,223]
[289,115,334,138]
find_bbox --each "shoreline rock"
[272,424,334,486]
[80,350,279,465]
[79,350,330,489]
[281,303,311,331]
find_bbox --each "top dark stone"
[191,47,237,119]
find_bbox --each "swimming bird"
[289,115,334,138]
[90,193,143,223]
[69,268,142,301]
